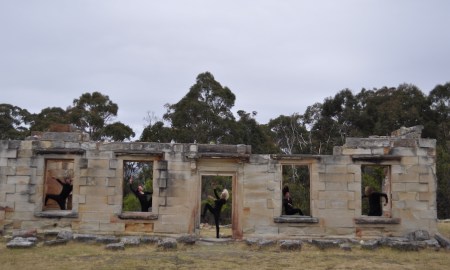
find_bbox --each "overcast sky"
[1,0,449,139]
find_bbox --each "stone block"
[401,156,419,165]
[325,182,348,191]
[99,222,125,233]
[342,148,371,155]
[125,223,153,233]
[405,183,428,192]
[7,176,30,185]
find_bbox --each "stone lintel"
[118,212,158,220]
[114,150,163,157]
[351,155,401,163]
[354,217,401,224]
[34,211,78,218]
[273,215,319,223]
[187,153,250,161]
[35,148,85,155]
[271,154,321,161]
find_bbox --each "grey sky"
[1,0,449,139]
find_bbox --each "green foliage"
[0,104,31,140]
[122,194,140,211]
[163,72,236,144]
[67,92,120,140]
[29,107,69,132]
[102,122,135,141]
[361,165,386,215]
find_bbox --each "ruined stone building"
[0,126,437,239]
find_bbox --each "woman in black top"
[129,176,152,212]
[363,186,388,216]
[45,177,73,210]
[282,186,303,215]
[201,188,229,238]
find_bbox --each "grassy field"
[0,223,449,270]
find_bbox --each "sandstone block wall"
[0,126,437,239]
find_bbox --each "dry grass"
[0,223,449,270]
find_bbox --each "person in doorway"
[201,188,229,238]
[282,186,303,215]
[362,186,388,216]
[129,176,153,212]
[45,176,73,210]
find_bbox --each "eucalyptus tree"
[0,103,31,140]
[29,107,69,132]
[67,92,123,141]
[163,72,236,143]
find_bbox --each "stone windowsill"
[274,215,319,223]
[35,210,78,218]
[354,216,401,224]
[118,212,158,220]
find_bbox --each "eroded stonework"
[0,126,437,239]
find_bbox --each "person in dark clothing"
[129,176,153,212]
[282,186,303,215]
[45,177,73,210]
[201,188,229,238]
[362,186,388,216]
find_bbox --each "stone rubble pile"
[4,229,450,252]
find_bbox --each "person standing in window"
[282,186,303,215]
[45,176,73,210]
[363,186,388,216]
[129,176,152,212]
[201,188,229,238]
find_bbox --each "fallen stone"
[311,239,342,250]
[406,230,430,241]
[121,236,141,246]
[177,234,197,245]
[389,241,421,251]
[245,238,260,246]
[105,242,125,250]
[360,240,379,250]
[96,235,120,244]
[140,236,161,244]
[73,234,97,242]
[279,240,302,251]
[158,238,177,249]
[435,233,450,249]
[6,237,37,248]
[57,230,73,240]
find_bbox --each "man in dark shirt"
[363,186,388,216]
[282,186,303,215]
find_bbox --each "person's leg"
[202,203,214,217]
[45,194,59,206]
[214,213,220,238]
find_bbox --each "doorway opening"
[200,175,232,239]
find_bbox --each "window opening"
[281,165,310,216]
[200,175,232,239]
[43,159,74,211]
[361,165,391,217]
[123,160,153,212]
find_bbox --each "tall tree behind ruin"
[163,72,237,144]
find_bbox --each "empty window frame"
[43,159,74,211]
[122,160,154,212]
[361,165,391,217]
[281,164,310,216]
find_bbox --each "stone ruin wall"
[0,126,437,239]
